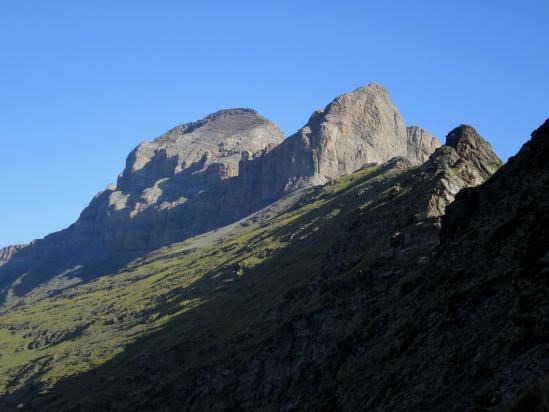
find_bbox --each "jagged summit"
[116,108,283,190]
[446,124,483,147]
[247,82,439,201]
[354,81,388,94]
[441,124,502,180]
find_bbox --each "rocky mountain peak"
[442,124,502,181]
[446,124,484,148]
[116,109,283,192]
[404,125,502,222]
[313,83,440,174]
[257,82,429,194]
[156,108,266,141]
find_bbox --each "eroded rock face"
[77,108,284,251]
[406,126,441,164]
[246,83,436,202]
[116,108,283,196]
[0,109,284,305]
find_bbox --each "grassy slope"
[0,163,401,397]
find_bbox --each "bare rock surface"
[0,245,26,267]
[246,83,434,202]
[406,125,441,164]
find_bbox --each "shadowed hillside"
[0,122,517,411]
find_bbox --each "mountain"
[0,117,513,410]
[2,84,545,412]
[0,83,440,309]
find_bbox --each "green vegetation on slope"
[0,163,397,396]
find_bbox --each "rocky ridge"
[243,83,438,201]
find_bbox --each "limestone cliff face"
[406,126,441,164]
[244,83,437,202]
[74,108,284,251]
[0,84,441,306]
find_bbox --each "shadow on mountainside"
[0,155,290,307]
[2,119,548,411]
[0,163,412,410]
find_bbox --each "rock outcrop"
[243,83,440,202]
[77,108,284,251]
[0,245,26,267]
[406,125,441,164]
[0,84,440,307]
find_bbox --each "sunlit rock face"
[246,83,440,202]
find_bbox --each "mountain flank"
[0,118,518,412]
[1,84,545,412]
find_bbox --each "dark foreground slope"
[0,123,507,411]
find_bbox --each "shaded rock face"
[156,123,544,412]
[0,84,440,306]
[176,127,505,412]
[0,245,26,267]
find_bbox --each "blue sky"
[0,0,548,247]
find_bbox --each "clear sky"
[0,1,548,247]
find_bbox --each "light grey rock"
[406,126,441,164]
[246,83,424,202]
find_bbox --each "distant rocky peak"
[302,82,410,181]
[159,108,268,142]
[446,124,487,150]
[444,124,502,176]
[417,124,502,219]
[116,109,284,192]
